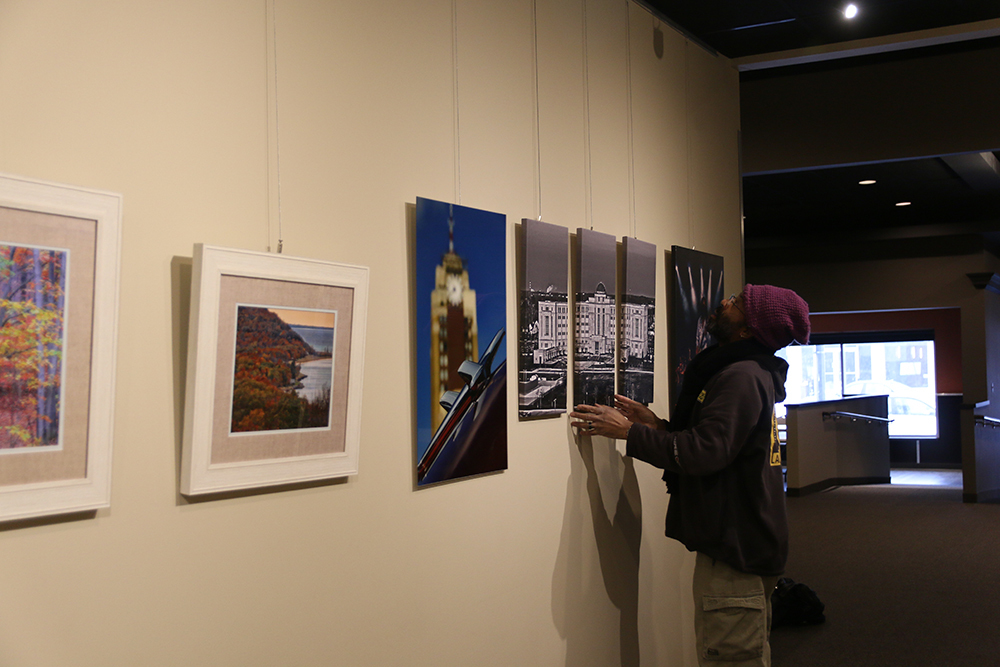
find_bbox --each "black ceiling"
[641,0,1000,266]
[643,0,1000,59]
[742,154,1000,264]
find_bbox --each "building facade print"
[621,301,650,359]
[575,283,615,356]
[533,298,568,364]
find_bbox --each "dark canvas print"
[669,246,724,412]
[518,219,568,419]
[415,197,507,486]
[574,228,617,407]
[619,237,655,404]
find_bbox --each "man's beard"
[706,305,741,343]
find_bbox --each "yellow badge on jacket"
[697,390,706,403]
[770,409,782,466]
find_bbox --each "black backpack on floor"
[771,577,826,627]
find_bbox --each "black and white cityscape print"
[574,228,617,407]
[619,237,656,404]
[518,219,569,418]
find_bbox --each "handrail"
[822,411,892,425]
[975,415,1000,428]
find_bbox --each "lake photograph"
[230,305,337,434]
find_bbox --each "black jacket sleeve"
[625,362,766,476]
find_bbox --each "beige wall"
[0,1,741,666]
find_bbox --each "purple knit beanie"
[742,284,810,351]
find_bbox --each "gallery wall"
[0,1,742,666]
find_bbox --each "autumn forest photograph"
[0,243,66,450]
[230,305,336,434]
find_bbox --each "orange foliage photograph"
[0,243,66,450]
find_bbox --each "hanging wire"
[270,0,284,253]
[625,0,637,238]
[264,0,272,252]
[452,0,463,205]
[532,0,543,220]
[684,39,692,248]
[582,0,594,230]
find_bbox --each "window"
[780,345,843,405]
[776,338,937,439]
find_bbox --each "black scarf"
[672,338,776,426]
[663,338,779,491]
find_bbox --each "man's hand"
[570,403,633,440]
[614,394,662,429]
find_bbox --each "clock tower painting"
[429,209,478,433]
[414,197,507,486]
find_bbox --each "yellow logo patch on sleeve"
[770,410,782,466]
[697,390,707,403]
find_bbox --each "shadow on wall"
[551,426,642,667]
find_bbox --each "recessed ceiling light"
[859,179,876,185]
[844,4,859,19]
[896,201,912,207]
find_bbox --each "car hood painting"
[414,197,507,486]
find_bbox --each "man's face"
[706,293,748,344]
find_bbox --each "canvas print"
[518,219,568,419]
[574,228,617,407]
[0,243,67,450]
[415,197,507,486]
[230,305,336,434]
[618,237,655,404]
[670,246,724,411]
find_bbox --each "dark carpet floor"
[771,484,1000,667]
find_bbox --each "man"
[570,284,810,667]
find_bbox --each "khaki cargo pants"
[693,552,779,666]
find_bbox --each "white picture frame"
[181,244,368,495]
[0,172,122,522]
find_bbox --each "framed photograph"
[669,246,724,412]
[0,173,121,522]
[414,197,507,487]
[574,228,617,407]
[518,219,568,419]
[181,245,368,495]
[619,237,656,404]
